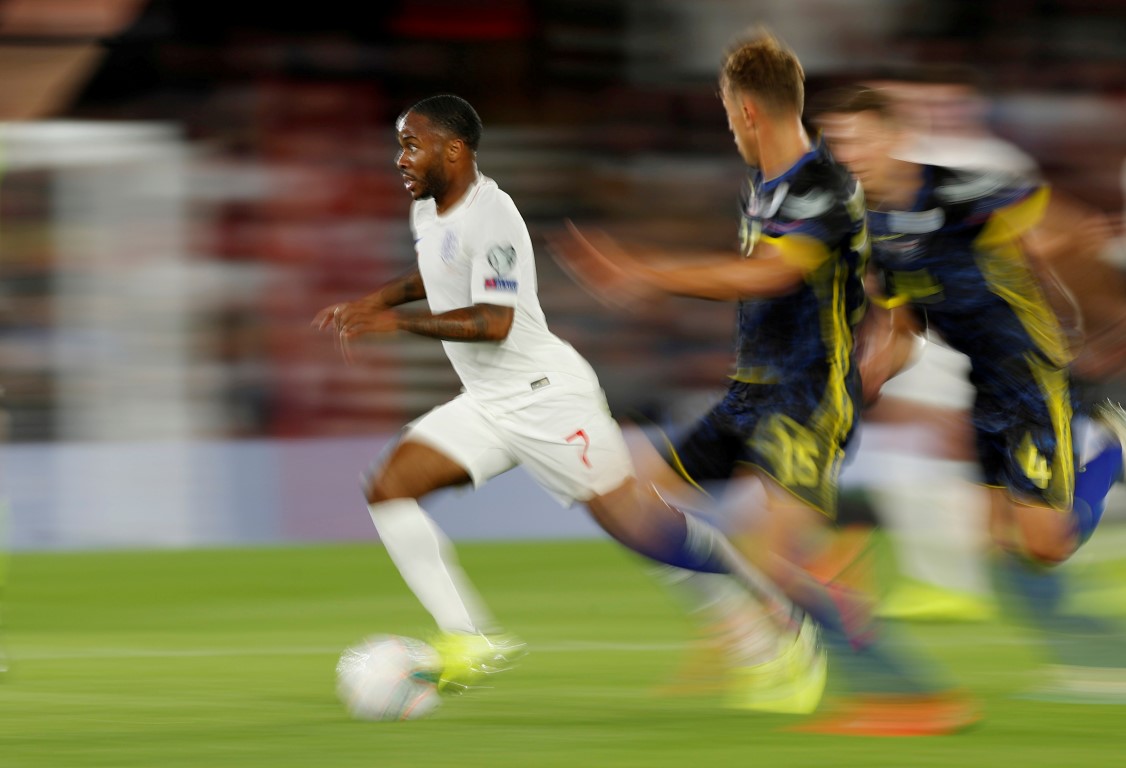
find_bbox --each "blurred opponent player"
[820,85,1126,699]
[314,94,823,704]
[821,86,1122,567]
[554,33,977,735]
[817,77,1126,620]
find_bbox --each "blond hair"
[720,32,805,115]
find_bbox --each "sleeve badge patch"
[486,243,518,275]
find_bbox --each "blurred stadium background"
[2,3,1126,766]
[0,0,1122,547]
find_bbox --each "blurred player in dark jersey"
[821,86,1123,565]
[555,32,977,735]
[813,78,1125,625]
[821,87,1126,700]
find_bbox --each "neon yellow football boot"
[431,631,528,694]
[877,579,996,623]
[727,614,828,714]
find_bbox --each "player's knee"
[362,442,400,504]
[364,471,411,505]
[1004,499,1078,566]
[1014,525,1076,566]
[364,479,383,505]
[1021,537,1074,567]
[363,475,389,505]
[364,448,471,504]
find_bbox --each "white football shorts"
[404,389,634,506]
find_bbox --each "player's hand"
[336,307,400,364]
[312,302,351,331]
[313,301,354,361]
[548,220,656,310]
[313,300,390,363]
[314,298,388,332]
[339,309,399,337]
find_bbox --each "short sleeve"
[936,169,1047,242]
[976,185,1050,249]
[468,203,525,308]
[764,182,850,270]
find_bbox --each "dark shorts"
[666,376,859,517]
[973,352,1075,510]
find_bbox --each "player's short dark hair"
[809,85,898,123]
[720,31,805,115]
[888,62,985,91]
[403,94,483,151]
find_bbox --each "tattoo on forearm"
[400,272,426,303]
[471,311,490,338]
[398,305,511,341]
[377,269,426,307]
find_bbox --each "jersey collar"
[759,143,821,192]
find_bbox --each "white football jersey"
[410,174,601,410]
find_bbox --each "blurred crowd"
[0,0,1122,443]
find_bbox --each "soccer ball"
[335,634,442,721]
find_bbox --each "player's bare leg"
[992,491,1077,566]
[586,473,826,713]
[720,471,978,735]
[989,452,1126,703]
[365,439,525,693]
[613,426,809,702]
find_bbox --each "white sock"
[870,457,991,596]
[368,498,495,635]
[653,566,780,666]
[679,512,797,631]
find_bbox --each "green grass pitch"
[3,535,1126,767]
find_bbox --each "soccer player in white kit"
[314,94,820,700]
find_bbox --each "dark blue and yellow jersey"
[867,165,1070,370]
[667,142,867,513]
[734,142,868,386]
[868,166,1076,510]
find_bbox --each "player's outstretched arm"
[547,222,658,310]
[1023,192,1126,377]
[312,268,427,331]
[342,303,514,343]
[555,221,806,304]
[634,242,806,301]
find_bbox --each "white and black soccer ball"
[335,634,442,721]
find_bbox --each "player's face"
[396,112,450,202]
[821,111,898,197]
[721,88,759,166]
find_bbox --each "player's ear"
[446,138,465,163]
[741,96,758,131]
